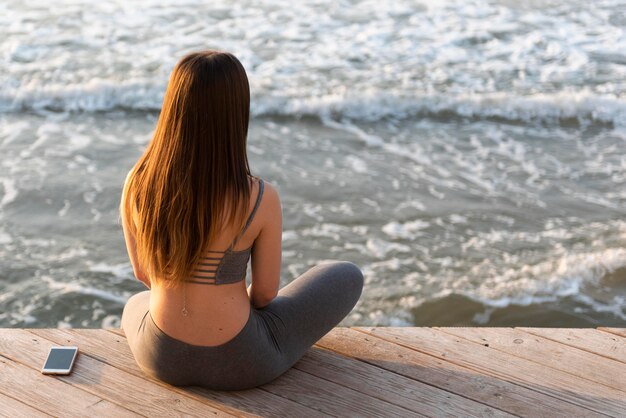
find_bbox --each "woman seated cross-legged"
[119,50,364,391]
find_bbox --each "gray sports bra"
[185,178,264,285]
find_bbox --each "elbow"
[251,293,277,309]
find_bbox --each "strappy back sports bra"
[185,178,264,285]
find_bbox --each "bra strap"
[228,178,264,250]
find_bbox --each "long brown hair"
[121,50,253,289]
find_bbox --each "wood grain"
[598,327,626,339]
[0,391,52,418]
[294,345,514,417]
[318,327,605,418]
[517,327,626,364]
[436,327,626,391]
[355,327,626,417]
[3,327,624,418]
[0,334,137,417]
[9,329,232,417]
[261,366,419,417]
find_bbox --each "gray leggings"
[121,261,364,390]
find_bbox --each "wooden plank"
[0,350,136,417]
[518,327,626,364]
[107,328,124,337]
[184,386,324,418]
[436,327,626,391]
[0,391,52,417]
[35,328,325,418]
[10,326,625,417]
[9,330,232,417]
[354,327,626,417]
[294,345,514,417]
[261,366,419,417]
[598,327,626,339]
[318,328,604,418]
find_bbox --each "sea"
[1,0,625,328]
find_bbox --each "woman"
[119,50,363,390]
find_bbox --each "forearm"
[247,284,272,308]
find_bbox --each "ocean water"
[1,0,625,328]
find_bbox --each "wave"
[410,292,625,327]
[430,247,626,321]
[41,275,130,305]
[2,81,625,126]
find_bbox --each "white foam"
[42,275,129,305]
[57,199,70,217]
[365,238,411,258]
[0,119,29,146]
[0,231,11,245]
[4,85,625,127]
[382,220,430,240]
[300,223,349,241]
[20,238,56,247]
[320,117,384,146]
[55,246,89,261]
[0,178,18,207]
[282,230,298,241]
[88,262,134,282]
[101,315,121,328]
[396,200,426,212]
[344,155,368,174]
[436,247,626,318]
[449,214,467,224]
[1,0,624,126]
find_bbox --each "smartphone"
[41,346,79,375]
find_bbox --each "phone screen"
[44,347,77,371]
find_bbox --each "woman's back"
[146,177,274,346]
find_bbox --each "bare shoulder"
[258,179,282,219]
[261,179,280,202]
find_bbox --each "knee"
[322,261,364,298]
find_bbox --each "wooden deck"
[0,327,624,417]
